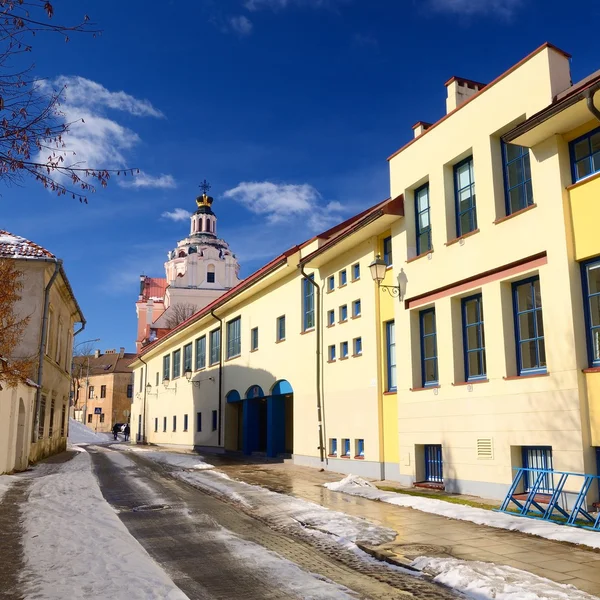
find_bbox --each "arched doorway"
[225,390,243,451]
[270,380,293,456]
[245,385,266,454]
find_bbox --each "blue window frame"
[302,275,315,331]
[162,354,170,381]
[327,276,335,292]
[340,341,348,358]
[327,310,335,327]
[340,305,348,322]
[415,183,432,255]
[353,337,362,356]
[462,294,486,381]
[277,315,286,341]
[183,343,192,374]
[196,412,202,432]
[195,336,206,370]
[502,141,533,215]
[172,349,181,378]
[183,414,188,431]
[352,299,361,318]
[209,329,220,365]
[173,415,177,431]
[226,317,241,359]
[386,320,396,391]
[424,444,443,483]
[342,438,350,456]
[570,126,600,182]
[352,263,360,280]
[522,446,553,493]
[328,344,336,361]
[329,438,337,455]
[383,236,393,266]
[582,259,600,367]
[339,270,347,286]
[454,156,477,237]
[251,327,259,351]
[513,277,546,375]
[420,308,438,386]
[212,410,217,431]
[356,439,364,457]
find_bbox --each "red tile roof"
[140,277,168,301]
[0,230,55,259]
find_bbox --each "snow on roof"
[0,229,55,259]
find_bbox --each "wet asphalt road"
[88,446,460,600]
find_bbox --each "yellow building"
[130,193,403,480]
[387,43,599,502]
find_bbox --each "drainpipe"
[585,85,600,123]
[300,266,325,465]
[211,309,224,446]
[138,355,148,444]
[33,260,62,442]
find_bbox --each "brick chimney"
[119,347,125,358]
[412,121,432,139]
[445,77,485,114]
[94,349,101,358]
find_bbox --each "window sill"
[340,455,351,459]
[249,348,259,353]
[583,367,600,373]
[209,362,219,367]
[352,353,362,358]
[328,454,337,458]
[275,339,286,344]
[354,456,365,460]
[326,289,335,294]
[406,250,433,264]
[327,359,336,364]
[386,264,393,270]
[567,171,600,190]
[339,356,349,361]
[300,328,315,335]
[410,385,440,392]
[351,315,361,320]
[383,390,397,395]
[352,277,360,283]
[326,324,335,328]
[445,228,480,246]
[503,372,549,380]
[494,203,537,224]
[452,379,489,386]
[224,355,241,363]
[195,367,206,372]
[338,284,347,289]
[338,319,348,324]
[183,429,188,432]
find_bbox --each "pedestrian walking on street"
[124,424,130,442]
[112,423,120,441]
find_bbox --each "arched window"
[207,264,215,283]
[178,251,186,258]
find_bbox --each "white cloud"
[161,208,191,222]
[229,15,253,35]
[427,0,522,16]
[119,172,177,190]
[223,181,348,231]
[244,0,341,10]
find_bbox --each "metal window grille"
[522,446,554,493]
[424,444,443,483]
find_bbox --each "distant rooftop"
[0,230,55,259]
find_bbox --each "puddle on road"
[132,503,171,512]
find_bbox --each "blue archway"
[246,385,265,399]
[226,390,241,403]
[271,380,293,396]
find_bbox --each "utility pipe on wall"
[138,354,148,444]
[210,309,224,446]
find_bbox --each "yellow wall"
[569,173,600,261]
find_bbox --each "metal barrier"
[495,467,600,531]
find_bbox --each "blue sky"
[3,0,600,353]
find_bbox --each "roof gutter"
[585,84,600,123]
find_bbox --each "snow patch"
[412,557,599,600]
[0,475,14,502]
[142,451,214,471]
[324,474,376,491]
[67,419,113,445]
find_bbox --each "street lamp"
[185,368,214,387]
[369,254,402,298]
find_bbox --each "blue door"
[424,444,443,483]
[522,446,553,493]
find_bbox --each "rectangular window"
[226,317,241,359]
[327,276,335,292]
[127,384,133,398]
[56,321,63,365]
[352,263,360,281]
[420,308,438,387]
[212,410,217,431]
[156,372,159,386]
[207,271,215,283]
[462,294,486,381]
[570,126,600,182]
[582,260,600,367]
[210,329,221,365]
[342,438,350,457]
[424,444,443,483]
[513,277,546,375]
[339,305,348,322]
[251,327,259,351]
[100,385,106,399]
[353,337,362,356]
[454,156,477,237]
[276,316,286,342]
[329,438,337,456]
[340,341,348,359]
[302,275,315,331]
[386,320,397,391]
[99,413,105,424]
[503,142,533,215]
[339,270,347,287]
[184,414,188,432]
[195,336,206,370]
[327,310,335,327]
[184,343,193,374]
[356,439,365,457]
[383,236,393,266]
[154,418,158,432]
[87,414,92,424]
[60,405,66,437]
[163,355,171,381]
[173,415,177,432]
[45,311,53,356]
[352,299,361,318]
[88,386,94,399]
[49,399,55,437]
[39,396,46,437]
[197,412,202,432]
[172,349,181,378]
[415,183,432,255]
[163,417,167,432]
[328,344,336,362]
[522,446,553,493]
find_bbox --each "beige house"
[0,230,84,465]
[73,348,135,433]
